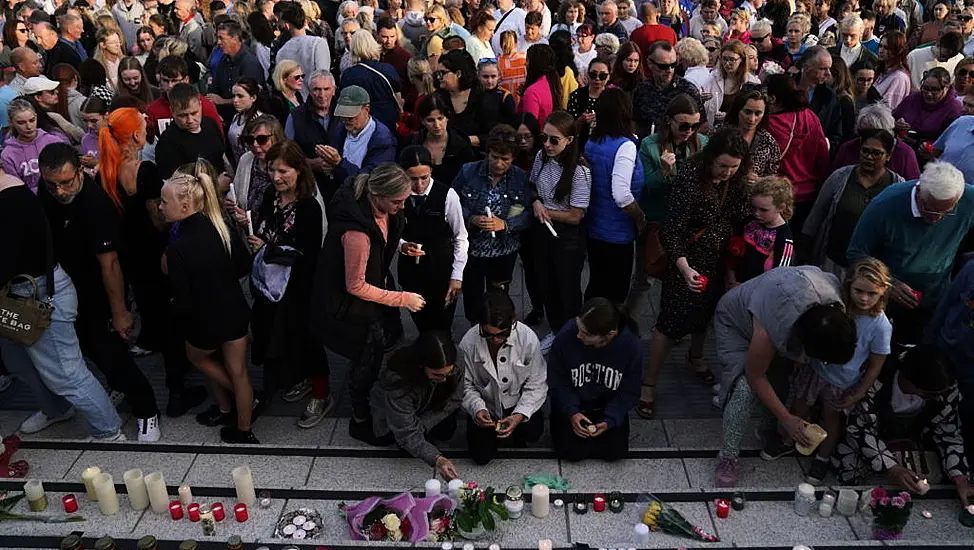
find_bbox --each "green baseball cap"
[334,85,371,118]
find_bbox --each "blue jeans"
[0,266,121,438]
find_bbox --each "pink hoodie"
[767,108,830,203]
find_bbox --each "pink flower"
[891,496,906,508]
[880,497,891,506]
[479,492,486,501]
[467,482,478,489]
[871,487,888,499]
[899,492,912,502]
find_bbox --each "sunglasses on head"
[960,14,973,20]
[242,134,272,146]
[588,70,609,81]
[675,121,703,132]
[538,133,564,146]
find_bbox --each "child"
[728,176,795,286]
[762,257,893,485]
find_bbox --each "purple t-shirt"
[830,137,921,181]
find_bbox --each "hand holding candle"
[486,206,496,238]
[245,211,254,237]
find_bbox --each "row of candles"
[22,464,260,524]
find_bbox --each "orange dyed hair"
[98,107,143,210]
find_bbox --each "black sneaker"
[167,386,208,418]
[195,405,236,427]
[760,436,795,461]
[220,427,260,444]
[524,309,545,326]
[805,456,830,484]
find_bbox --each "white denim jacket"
[459,322,547,420]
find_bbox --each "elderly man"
[31,22,81,76]
[10,47,42,94]
[848,161,974,349]
[277,3,331,98]
[321,86,396,184]
[597,1,628,40]
[933,110,974,187]
[798,46,847,152]
[828,14,878,67]
[58,14,87,62]
[689,0,728,40]
[632,41,704,137]
[174,0,206,60]
[206,20,264,119]
[286,71,340,201]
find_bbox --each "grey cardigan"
[801,165,904,267]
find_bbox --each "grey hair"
[307,70,335,88]
[594,32,620,53]
[349,28,381,63]
[352,162,411,201]
[7,97,36,125]
[918,161,965,200]
[856,103,894,132]
[750,18,772,36]
[338,0,359,18]
[676,37,709,67]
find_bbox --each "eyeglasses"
[859,147,887,158]
[479,325,513,340]
[291,73,304,80]
[720,55,741,63]
[675,121,703,131]
[242,134,272,146]
[651,60,677,70]
[44,170,79,189]
[921,85,945,93]
[705,45,719,52]
[538,133,563,145]
[588,70,609,81]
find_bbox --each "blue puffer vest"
[584,135,643,244]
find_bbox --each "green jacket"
[637,133,708,222]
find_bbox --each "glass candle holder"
[258,491,272,508]
[608,491,624,513]
[573,495,587,515]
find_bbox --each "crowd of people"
[0,0,973,513]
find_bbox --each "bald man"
[174,0,206,60]
[10,47,43,94]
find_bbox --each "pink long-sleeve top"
[341,213,407,307]
[517,76,554,127]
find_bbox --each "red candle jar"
[211,502,225,521]
[695,275,709,291]
[715,499,730,519]
[234,503,248,522]
[592,494,606,513]
[169,501,184,520]
[187,503,201,522]
[62,494,78,513]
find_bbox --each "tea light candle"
[170,501,184,520]
[715,499,730,519]
[211,502,225,522]
[592,494,606,513]
[187,503,201,522]
[531,484,549,518]
[573,496,587,515]
[24,479,47,511]
[93,473,119,515]
[178,484,193,506]
[62,494,79,514]
[425,478,442,498]
[234,503,248,522]
[538,540,552,550]
[732,492,746,511]
[608,491,624,513]
[231,466,256,506]
[123,469,149,510]
[917,478,930,495]
[633,523,650,546]
[144,472,169,514]
[258,492,271,508]
[82,466,102,501]
[921,510,933,519]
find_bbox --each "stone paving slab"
[132,496,286,543]
[568,500,724,548]
[305,457,433,492]
[560,458,689,492]
[184,454,314,490]
[447,458,561,492]
[15,449,82,480]
[63,450,196,488]
[683,457,805,490]
[1,490,145,539]
[663,418,761,450]
[708,500,861,546]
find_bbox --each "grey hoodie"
[373,361,464,466]
[398,11,426,54]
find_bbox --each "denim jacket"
[451,160,532,258]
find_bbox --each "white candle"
[144,471,169,514]
[81,466,102,501]
[486,206,496,238]
[178,484,194,506]
[123,469,149,511]
[232,465,256,506]
[530,484,549,518]
[415,243,423,264]
[93,473,119,515]
[447,479,464,499]
[24,479,47,512]
[228,183,237,203]
[245,211,254,236]
[835,489,858,517]
[425,479,441,498]
[632,523,650,546]
[917,479,930,495]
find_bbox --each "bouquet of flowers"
[759,60,784,83]
[405,494,456,542]
[641,497,719,542]
[340,492,416,542]
[453,482,508,536]
[868,487,913,540]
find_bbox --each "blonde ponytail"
[165,160,233,255]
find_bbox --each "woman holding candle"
[373,331,465,480]
[160,162,257,444]
[547,297,642,462]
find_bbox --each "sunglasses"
[425,16,438,23]
[959,14,973,20]
[479,326,513,340]
[958,68,973,77]
[242,134,272,146]
[651,60,678,70]
[588,70,609,81]
[751,33,769,42]
[291,73,304,80]
[675,121,703,131]
[538,133,563,146]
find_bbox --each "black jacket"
[407,127,479,187]
[309,180,404,359]
[43,39,83,77]
[827,45,879,68]
[808,83,850,155]
[288,101,338,201]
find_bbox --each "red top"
[630,24,678,68]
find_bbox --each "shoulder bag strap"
[355,63,404,114]
[495,8,516,32]
[779,112,799,158]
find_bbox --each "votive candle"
[530,484,549,518]
[231,466,256,506]
[93,473,119,515]
[187,503,201,522]
[81,466,102,501]
[592,494,606,513]
[234,503,248,522]
[425,478,442,498]
[24,479,47,511]
[917,478,930,495]
[178,484,193,506]
[447,479,464,499]
[715,499,730,519]
[211,502,225,522]
[62,494,79,513]
[169,501,184,520]
[124,469,149,511]
[144,472,169,514]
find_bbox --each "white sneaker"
[137,415,161,442]
[109,390,125,407]
[91,430,127,442]
[0,374,13,393]
[19,407,76,434]
[540,333,555,355]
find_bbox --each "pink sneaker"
[715,456,739,488]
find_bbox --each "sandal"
[687,352,716,385]
[636,383,656,419]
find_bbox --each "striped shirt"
[529,151,592,212]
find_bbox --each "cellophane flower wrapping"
[641,498,719,542]
[342,492,417,541]
[406,494,457,543]
[869,487,912,532]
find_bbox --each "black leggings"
[534,222,585,334]
[462,252,518,324]
[585,238,633,304]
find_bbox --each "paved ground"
[1,260,971,549]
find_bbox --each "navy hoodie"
[546,319,642,429]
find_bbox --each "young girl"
[729,176,795,286]
[763,257,893,485]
